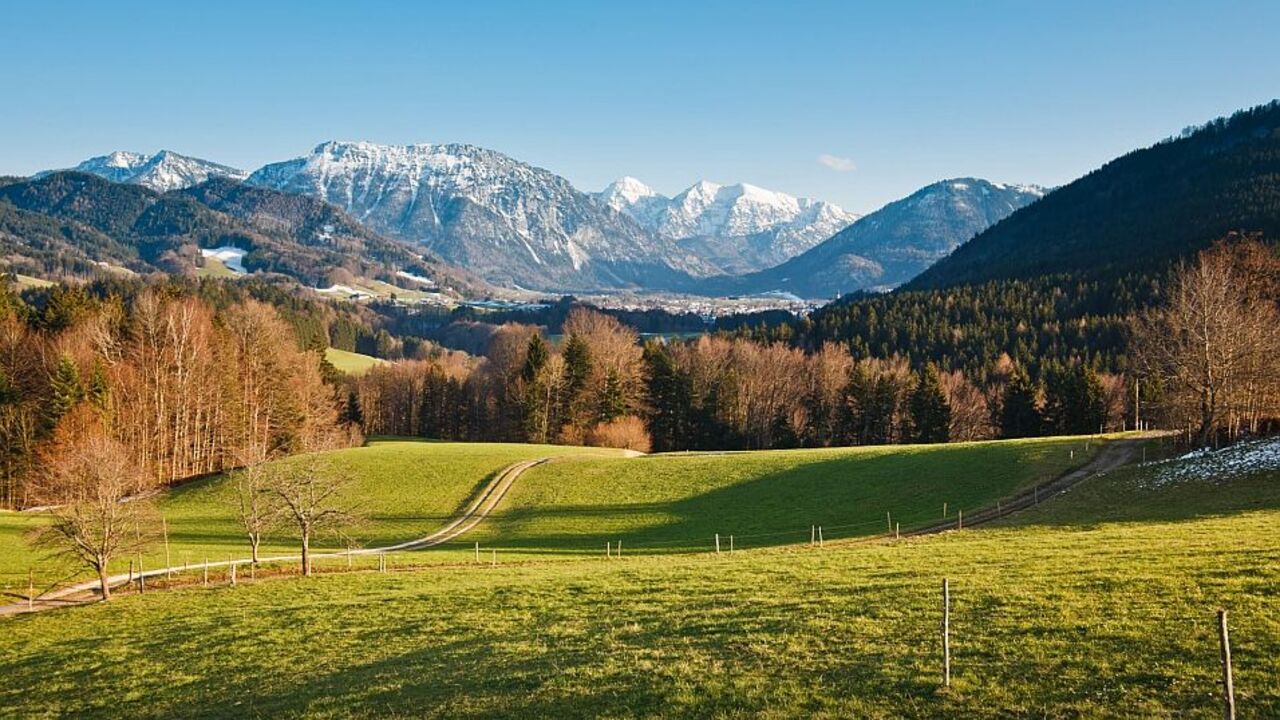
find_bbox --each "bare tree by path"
[270,454,362,577]
[233,447,278,565]
[26,431,157,601]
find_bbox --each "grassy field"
[0,439,1274,718]
[323,347,384,375]
[195,256,240,278]
[0,440,621,595]
[463,435,1117,556]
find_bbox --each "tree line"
[0,279,356,509]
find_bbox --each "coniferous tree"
[642,341,692,451]
[47,354,83,426]
[999,368,1043,438]
[909,365,951,443]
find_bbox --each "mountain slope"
[908,101,1280,290]
[705,179,1043,299]
[47,150,248,192]
[247,141,710,291]
[0,172,477,293]
[598,177,858,274]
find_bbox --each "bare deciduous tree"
[269,455,361,576]
[233,448,277,565]
[1136,238,1280,445]
[27,425,155,601]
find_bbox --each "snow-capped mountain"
[246,141,711,291]
[49,150,248,192]
[597,178,859,275]
[705,178,1046,299]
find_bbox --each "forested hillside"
[0,172,478,294]
[908,101,1280,289]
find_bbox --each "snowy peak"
[54,150,247,192]
[599,176,661,207]
[246,141,707,291]
[597,177,859,273]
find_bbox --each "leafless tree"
[269,454,362,576]
[233,448,278,564]
[27,427,156,601]
[1135,238,1280,445]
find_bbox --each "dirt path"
[904,439,1141,537]
[0,458,548,616]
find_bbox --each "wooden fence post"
[606,541,611,559]
[958,510,963,530]
[1218,609,1235,720]
[886,511,892,533]
[895,523,900,540]
[163,517,172,579]
[818,526,824,548]
[730,535,734,553]
[203,558,209,587]
[617,540,622,557]
[943,502,948,518]
[475,541,480,563]
[810,525,815,546]
[942,578,951,688]
[715,534,721,554]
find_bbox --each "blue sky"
[1,1,1277,213]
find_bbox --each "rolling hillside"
[0,436,1275,717]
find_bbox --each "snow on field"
[318,284,374,299]
[200,246,247,274]
[1144,437,1280,488]
[395,270,435,286]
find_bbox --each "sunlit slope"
[1,437,1275,718]
[468,435,1116,555]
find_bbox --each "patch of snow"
[1141,437,1280,488]
[200,246,247,274]
[317,284,374,299]
[395,270,436,286]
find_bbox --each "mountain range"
[46,150,248,193]
[597,177,859,275]
[19,142,1043,296]
[708,179,1045,298]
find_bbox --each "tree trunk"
[97,564,111,602]
[251,536,260,564]
[301,530,311,577]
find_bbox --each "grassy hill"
[0,437,1275,717]
[0,440,622,595]
[465,436,1116,556]
[0,436,1111,596]
[323,347,384,375]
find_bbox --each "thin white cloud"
[817,153,856,172]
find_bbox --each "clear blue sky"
[2,0,1277,213]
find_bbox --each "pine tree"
[999,368,1042,438]
[520,334,552,441]
[642,341,691,451]
[86,359,110,418]
[340,389,364,428]
[598,369,626,424]
[47,354,83,425]
[909,365,951,443]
